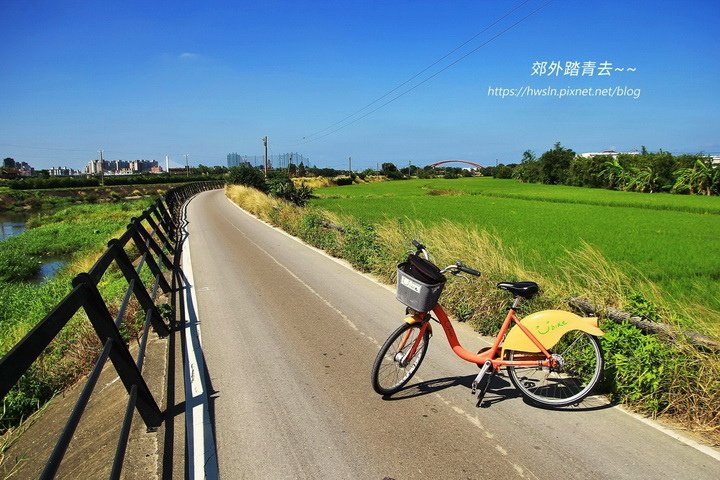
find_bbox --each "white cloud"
[179,52,200,60]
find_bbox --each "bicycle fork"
[471,360,495,406]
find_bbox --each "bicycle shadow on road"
[382,374,521,406]
[383,373,615,412]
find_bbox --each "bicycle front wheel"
[506,331,603,407]
[371,322,430,395]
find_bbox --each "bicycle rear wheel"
[506,331,603,407]
[371,322,430,395]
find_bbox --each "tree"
[381,162,398,174]
[196,164,212,175]
[381,162,404,180]
[227,165,268,192]
[600,158,628,190]
[288,162,297,177]
[627,164,661,193]
[539,142,575,184]
[567,155,608,188]
[513,150,542,183]
[493,164,513,179]
[297,161,307,177]
[673,158,717,195]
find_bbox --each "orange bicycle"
[371,240,605,407]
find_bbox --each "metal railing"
[0,180,223,479]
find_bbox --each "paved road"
[183,189,718,479]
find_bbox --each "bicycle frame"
[402,302,553,370]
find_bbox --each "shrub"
[228,165,268,192]
[264,172,312,206]
[335,176,354,186]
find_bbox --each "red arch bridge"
[427,160,484,169]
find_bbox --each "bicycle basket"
[396,254,446,312]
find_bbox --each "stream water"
[0,211,68,282]
[0,211,27,241]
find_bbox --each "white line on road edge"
[221,191,720,462]
[614,406,720,461]
[181,202,220,479]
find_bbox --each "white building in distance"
[86,159,159,175]
[579,150,640,159]
[49,166,83,176]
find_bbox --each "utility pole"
[408,159,412,177]
[99,149,104,186]
[262,136,269,177]
[348,156,352,174]
[376,162,379,173]
[185,154,189,176]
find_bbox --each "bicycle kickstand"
[471,360,495,407]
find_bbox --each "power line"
[298,0,553,146]
[301,0,534,142]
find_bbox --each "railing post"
[72,274,163,429]
[156,198,177,241]
[128,222,173,295]
[131,218,174,272]
[108,240,170,337]
[145,206,175,255]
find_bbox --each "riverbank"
[0,199,153,431]
[0,183,174,212]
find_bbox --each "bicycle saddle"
[496,281,539,298]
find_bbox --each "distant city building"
[579,150,640,159]
[85,159,159,175]
[1,158,34,177]
[49,166,83,177]
[16,161,34,176]
[227,153,243,166]
[227,152,310,168]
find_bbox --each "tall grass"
[314,178,720,314]
[225,184,720,440]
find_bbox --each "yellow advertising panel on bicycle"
[502,310,604,354]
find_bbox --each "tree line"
[492,144,719,195]
[4,172,227,190]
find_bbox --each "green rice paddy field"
[312,177,720,313]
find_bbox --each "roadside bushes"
[227,165,268,192]
[227,167,313,206]
[267,173,313,207]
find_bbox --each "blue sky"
[1,0,718,170]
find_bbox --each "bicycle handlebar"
[411,240,481,278]
[440,262,481,277]
[411,239,430,260]
[456,262,481,277]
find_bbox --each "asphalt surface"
[183,189,719,480]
